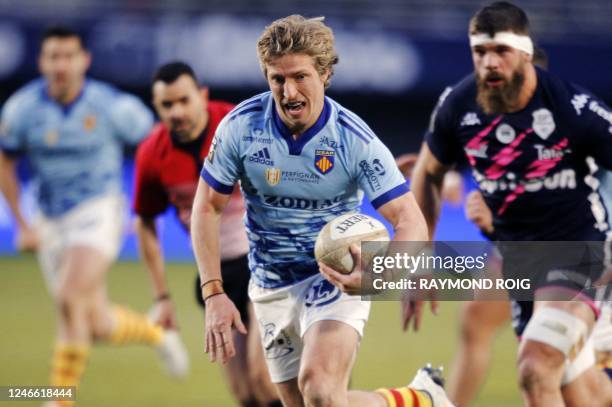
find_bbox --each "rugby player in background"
[445,45,548,407]
[133,61,280,407]
[0,27,187,406]
[410,2,612,406]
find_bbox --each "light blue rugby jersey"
[202,91,409,288]
[0,78,154,217]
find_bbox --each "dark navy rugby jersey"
[426,67,612,241]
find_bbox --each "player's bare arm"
[0,152,38,252]
[400,144,456,331]
[381,191,428,243]
[191,178,247,364]
[135,216,178,330]
[465,190,495,235]
[410,143,454,240]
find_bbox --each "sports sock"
[50,343,90,406]
[376,386,433,407]
[107,305,163,346]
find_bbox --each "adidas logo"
[248,147,274,166]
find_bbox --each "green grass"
[0,256,520,406]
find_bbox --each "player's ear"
[82,50,92,71]
[200,87,209,102]
[320,68,330,84]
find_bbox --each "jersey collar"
[272,97,331,155]
[41,78,87,116]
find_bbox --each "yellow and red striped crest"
[265,168,281,186]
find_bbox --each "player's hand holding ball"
[315,212,389,295]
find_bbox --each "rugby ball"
[315,212,390,274]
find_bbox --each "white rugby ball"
[315,212,390,274]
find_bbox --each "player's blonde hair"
[257,15,339,88]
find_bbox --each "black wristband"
[156,293,171,302]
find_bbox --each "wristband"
[201,279,224,300]
[155,293,171,302]
[204,292,226,303]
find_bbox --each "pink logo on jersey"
[464,116,502,166]
[485,130,530,180]
[497,137,568,215]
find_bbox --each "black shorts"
[195,255,251,324]
[500,241,606,337]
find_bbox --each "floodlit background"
[1,0,611,405]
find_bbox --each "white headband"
[469,31,533,55]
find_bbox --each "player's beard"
[170,120,196,142]
[476,64,526,115]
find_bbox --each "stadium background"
[0,0,610,405]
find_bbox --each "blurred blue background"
[1,0,610,259]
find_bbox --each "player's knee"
[301,384,340,407]
[299,368,344,407]
[518,356,554,393]
[518,340,565,392]
[89,306,113,339]
[459,315,486,347]
[246,361,270,390]
[56,286,88,317]
[460,302,497,345]
[519,306,590,392]
[224,372,251,403]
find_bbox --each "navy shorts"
[500,241,606,337]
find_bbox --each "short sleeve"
[132,141,169,217]
[0,96,27,156]
[341,113,408,209]
[570,91,612,170]
[109,93,154,146]
[201,116,241,194]
[424,87,462,165]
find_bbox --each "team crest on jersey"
[83,114,97,131]
[460,112,481,127]
[532,109,555,140]
[314,149,335,174]
[495,123,516,144]
[265,168,281,186]
[45,130,59,146]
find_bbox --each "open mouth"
[485,77,505,88]
[284,101,306,115]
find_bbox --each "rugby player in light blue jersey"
[0,27,187,402]
[191,15,454,407]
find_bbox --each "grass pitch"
[0,255,520,406]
